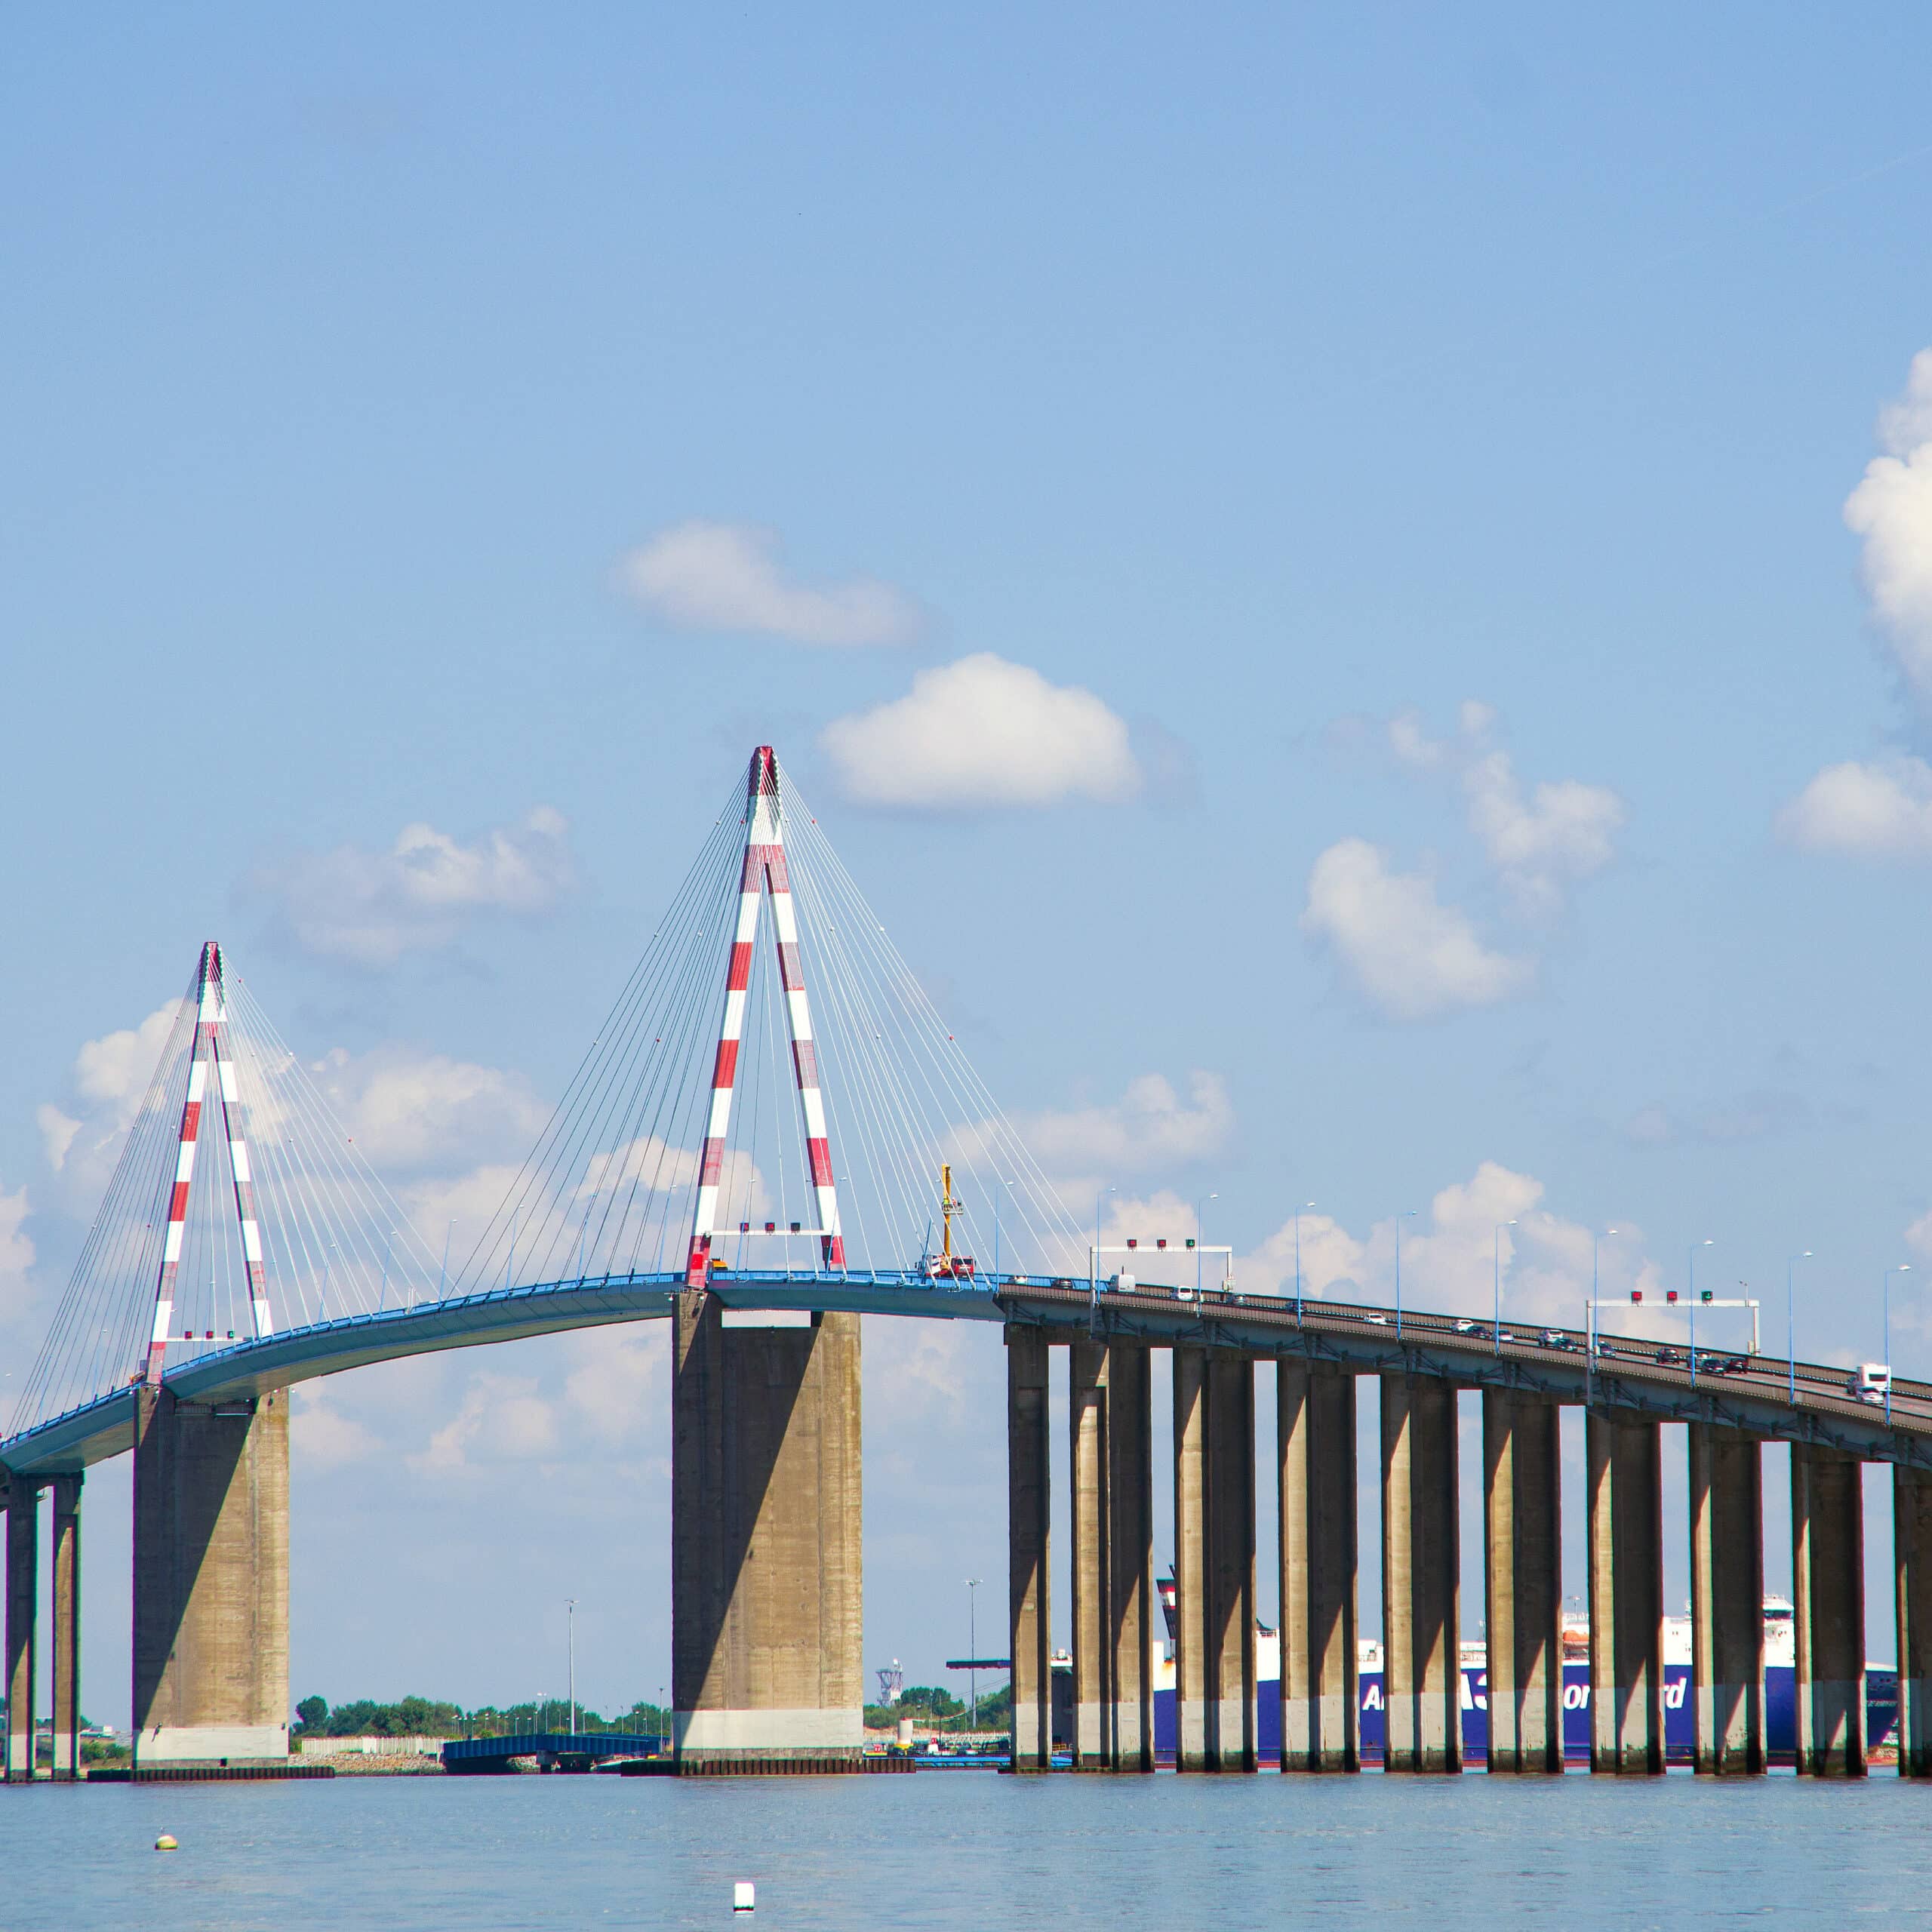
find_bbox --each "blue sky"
[5,4,1932,1721]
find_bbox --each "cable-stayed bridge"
[5,746,1932,1783]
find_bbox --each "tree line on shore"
[294,1695,671,1739]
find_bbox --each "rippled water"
[3,1768,1929,1928]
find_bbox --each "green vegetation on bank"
[863,1681,1011,1732]
[293,1695,672,1740]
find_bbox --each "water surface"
[2,1768,1926,1928]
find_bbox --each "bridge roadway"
[5,1266,1927,1478]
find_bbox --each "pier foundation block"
[1792,1441,1865,1777]
[1586,1411,1663,1775]
[1278,1360,1358,1772]
[1007,1327,1053,1772]
[1482,1389,1562,1774]
[1382,1373,1460,1773]
[1689,1423,1763,1775]
[132,1387,290,1767]
[672,1294,863,1770]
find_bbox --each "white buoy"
[733,1880,755,1914]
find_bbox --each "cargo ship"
[1123,1577,1900,1763]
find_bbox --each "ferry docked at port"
[1127,1578,1900,1763]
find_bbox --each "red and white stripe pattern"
[684,747,846,1286]
[142,943,273,1385]
[204,961,273,1340]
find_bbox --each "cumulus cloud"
[411,1368,560,1475]
[1014,1072,1232,1181]
[309,1047,550,1174]
[1235,1161,1662,1330]
[0,1181,36,1332]
[1380,704,1623,916]
[818,653,1141,809]
[1783,352,1932,849]
[1777,753,1932,859]
[1845,348,1932,703]
[617,520,922,647]
[1302,837,1534,1021]
[249,808,575,965]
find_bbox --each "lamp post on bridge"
[965,1577,983,1732]
[993,1178,1014,1287]
[1787,1251,1811,1405]
[439,1220,454,1300]
[1395,1210,1417,1340]
[1886,1266,1912,1426]
[1588,1227,1617,1399]
[1196,1192,1217,1293]
[1688,1240,1712,1388]
[1492,1219,1517,1357]
[1294,1201,1315,1325]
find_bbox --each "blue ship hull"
[1152,1664,1898,1763]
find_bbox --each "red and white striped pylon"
[142,941,273,1386]
[684,747,847,1287]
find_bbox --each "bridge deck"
[4,1269,1927,1477]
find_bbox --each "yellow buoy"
[155,1835,178,1851]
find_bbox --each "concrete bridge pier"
[132,1387,291,1768]
[1069,1343,1109,1767]
[672,1294,863,1771]
[1586,1411,1664,1774]
[1688,1423,1763,1774]
[1278,1361,1358,1772]
[51,1475,81,1782]
[5,1476,38,1782]
[1896,1463,1932,1777]
[1381,1373,1460,1773]
[1173,1347,1256,1771]
[1006,1327,1052,1771]
[1481,1389,1562,1774]
[1069,1341,1155,1770]
[1103,1344,1154,1771]
[1792,1441,1866,1777]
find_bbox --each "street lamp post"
[1294,1201,1315,1324]
[1688,1240,1712,1389]
[1493,1219,1518,1356]
[1787,1251,1811,1404]
[993,1179,1014,1286]
[568,1599,577,1735]
[1395,1211,1417,1340]
[966,1577,983,1731]
[1886,1266,1912,1426]
[1197,1192,1217,1293]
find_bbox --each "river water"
[2,1768,1927,1928]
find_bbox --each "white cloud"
[1014,1072,1232,1181]
[1302,837,1534,1021]
[1378,705,1623,916]
[0,1182,36,1332]
[1846,348,1932,703]
[411,1369,559,1475]
[1777,754,1932,860]
[1463,751,1623,915]
[617,520,921,647]
[818,653,1141,809]
[309,1047,550,1173]
[1235,1161,1662,1331]
[250,807,574,965]
[563,1330,666,1447]
[292,1387,380,1473]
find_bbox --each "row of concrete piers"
[1008,1332,1932,1777]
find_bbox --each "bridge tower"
[672,749,863,1770]
[130,943,291,1769]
